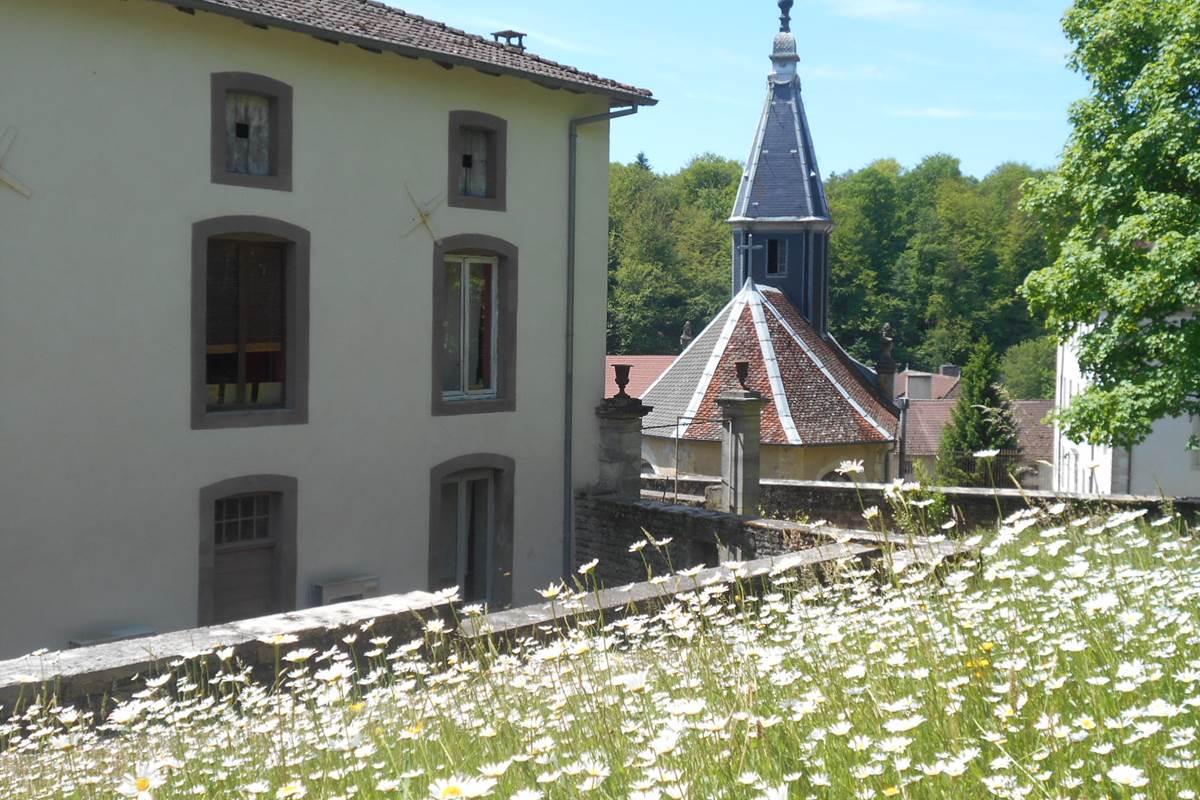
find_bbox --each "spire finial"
[778,0,793,33]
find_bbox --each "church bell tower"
[729,0,833,333]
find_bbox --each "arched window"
[447,111,507,211]
[192,216,310,429]
[432,235,518,416]
[210,72,294,192]
[198,475,298,626]
[428,454,515,607]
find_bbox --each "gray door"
[212,493,277,623]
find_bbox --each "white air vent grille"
[314,575,381,606]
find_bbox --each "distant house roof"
[729,78,829,224]
[160,0,655,106]
[904,400,956,456]
[1012,400,1054,461]
[640,281,898,446]
[905,399,1054,459]
[896,370,960,400]
[604,356,675,400]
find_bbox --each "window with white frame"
[441,255,499,399]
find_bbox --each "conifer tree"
[937,340,1020,487]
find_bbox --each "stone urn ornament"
[612,363,633,399]
[736,360,750,390]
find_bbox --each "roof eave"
[162,0,657,107]
[728,216,833,226]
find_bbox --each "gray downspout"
[563,105,639,581]
[896,397,909,481]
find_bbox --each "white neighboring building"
[1055,341,1199,496]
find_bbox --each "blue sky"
[390,0,1089,178]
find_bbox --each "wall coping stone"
[2,492,979,717]
[459,541,879,642]
[647,473,1199,505]
[0,591,453,714]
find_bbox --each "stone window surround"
[428,454,515,609]
[431,234,518,416]
[198,474,298,626]
[192,216,310,430]
[447,111,507,212]
[211,72,294,192]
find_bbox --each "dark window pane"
[467,262,494,393]
[254,516,269,540]
[207,240,286,410]
[240,520,255,542]
[207,240,240,407]
[766,239,782,275]
[464,477,491,602]
[435,481,459,589]
[442,262,463,394]
[242,243,286,408]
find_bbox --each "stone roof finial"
[779,0,793,33]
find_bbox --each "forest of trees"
[607,153,1059,397]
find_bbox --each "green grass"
[2,496,1199,799]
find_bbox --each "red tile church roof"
[640,281,898,446]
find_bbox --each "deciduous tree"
[1021,0,1200,448]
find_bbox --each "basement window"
[448,111,507,212]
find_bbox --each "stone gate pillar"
[596,364,653,498]
[716,361,764,516]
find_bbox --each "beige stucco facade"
[0,0,618,656]
[642,436,892,483]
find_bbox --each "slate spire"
[728,0,833,332]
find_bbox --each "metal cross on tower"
[0,128,32,199]
[734,232,763,285]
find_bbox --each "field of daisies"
[2,498,1199,800]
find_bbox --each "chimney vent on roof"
[491,30,527,51]
[940,365,961,378]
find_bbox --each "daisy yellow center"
[440,788,464,798]
[136,777,152,791]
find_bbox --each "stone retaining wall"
[642,475,1199,531]
[1,537,886,718]
[2,490,976,718]
[573,492,824,587]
